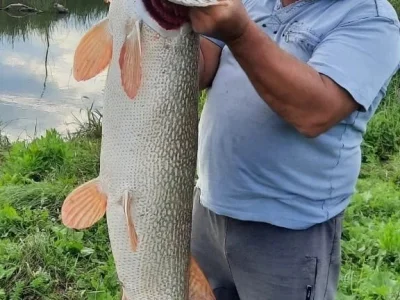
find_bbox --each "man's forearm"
[198,46,207,90]
[226,21,359,137]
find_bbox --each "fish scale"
[61,0,225,297]
[100,17,200,296]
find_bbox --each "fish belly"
[99,23,200,299]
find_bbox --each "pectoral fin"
[61,178,107,229]
[119,20,142,99]
[121,287,128,300]
[73,18,113,81]
[189,256,216,300]
[123,191,139,251]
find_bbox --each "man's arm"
[199,37,222,90]
[226,21,359,138]
[189,1,400,137]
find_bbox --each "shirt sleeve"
[308,16,400,112]
[202,35,226,48]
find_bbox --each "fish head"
[135,0,225,38]
[71,0,225,99]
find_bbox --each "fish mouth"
[142,0,190,30]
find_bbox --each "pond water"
[0,0,109,140]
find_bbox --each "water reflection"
[0,0,109,140]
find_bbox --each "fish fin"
[73,18,113,81]
[189,256,216,300]
[61,178,107,229]
[119,20,142,99]
[123,191,139,251]
[214,0,230,6]
[121,287,129,300]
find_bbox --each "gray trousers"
[190,187,343,300]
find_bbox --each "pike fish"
[60,0,226,298]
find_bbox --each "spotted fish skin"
[101,22,200,299]
[61,0,222,297]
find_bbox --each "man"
[188,0,400,299]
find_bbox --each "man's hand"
[189,0,250,44]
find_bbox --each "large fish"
[60,0,226,298]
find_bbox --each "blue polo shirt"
[197,0,400,229]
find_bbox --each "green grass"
[361,74,400,163]
[0,119,117,299]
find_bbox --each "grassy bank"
[0,110,118,299]
[0,74,400,299]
